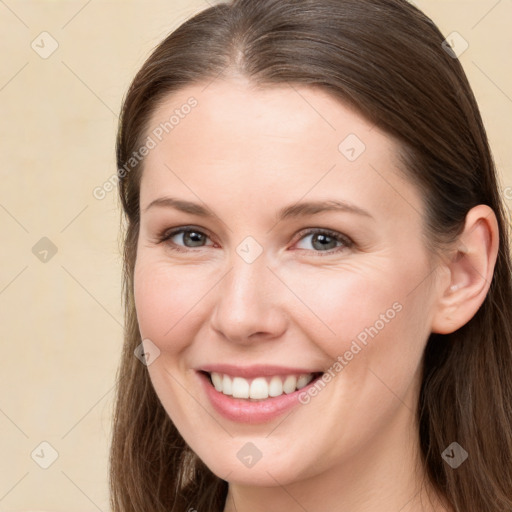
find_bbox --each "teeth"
[211,372,223,391]
[232,377,250,398]
[283,375,297,394]
[297,374,311,389]
[250,377,268,399]
[268,376,283,397]
[222,374,233,396]
[209,372,315,400]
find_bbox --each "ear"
[431,204,500,334]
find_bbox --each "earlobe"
[431,205,499,335]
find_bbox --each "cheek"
[133,257,212,352]
[285,257,434,400]
[278,262,414,359]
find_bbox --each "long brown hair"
[110,1,512,510]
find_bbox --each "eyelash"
[154,225,354,257]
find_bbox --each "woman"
[110,0,512,511]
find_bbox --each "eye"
[155,226,214,252]
[293,228,353,255]
[154,226,353,256]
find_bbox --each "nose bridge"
[210,241,286,342]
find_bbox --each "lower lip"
[197,371,321,424]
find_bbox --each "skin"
[133,76,498,512]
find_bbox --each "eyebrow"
[142,197,374,221]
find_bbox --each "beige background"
[0,0,510,510]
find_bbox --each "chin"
[189,438,310,487]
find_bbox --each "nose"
[209,250,288,345]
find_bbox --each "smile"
[197,366,325,423]
[207,372,321,400]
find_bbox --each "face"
[134,77,443,487]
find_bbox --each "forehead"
[139,77,423,228]
[145,77,386,161]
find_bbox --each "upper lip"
[197,364,323,379]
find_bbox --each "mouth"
[196,364,327,423]
[199,370,324,401]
